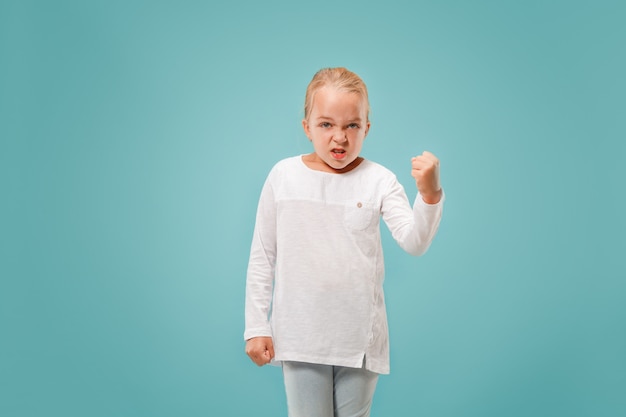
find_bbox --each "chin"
[331,161,357,172]
[327,160,349,169]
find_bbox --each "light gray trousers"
[282,361,379,417]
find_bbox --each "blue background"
[1,1,624,416]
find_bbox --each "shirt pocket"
[343,200,379,231]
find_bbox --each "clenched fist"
[245,336,275,366]
[411,151,442,204]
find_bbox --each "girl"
[244,67,444,417]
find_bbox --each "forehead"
[310,87,368,118]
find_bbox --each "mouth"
[331,148,347,160]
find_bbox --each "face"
[302,86,370,173]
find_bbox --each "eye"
[347,123,360,129]
[319,122,331,128]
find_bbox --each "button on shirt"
[244,156,444,374]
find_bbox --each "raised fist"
[411,151,442,204]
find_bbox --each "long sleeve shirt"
[244,155,444,374]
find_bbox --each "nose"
[332,128,347,143]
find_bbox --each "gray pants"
[282,361,379,417]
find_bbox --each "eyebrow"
[317,116,363,122]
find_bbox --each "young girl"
[244,67,444,417]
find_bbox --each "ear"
[302,119,312,140]
[364,121,371,138]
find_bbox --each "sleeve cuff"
[415,188,445,207]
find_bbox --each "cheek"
[349,130,366,141]
[317,131,333,141]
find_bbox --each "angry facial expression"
[302,86,370,173]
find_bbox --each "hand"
[411,151,442,204]
[245,336,275,366]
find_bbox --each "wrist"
[420,189,442,205]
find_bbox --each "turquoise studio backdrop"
[1,0,624,416]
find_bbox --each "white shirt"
[244,155,444,374]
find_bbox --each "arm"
[382,151,444,256]
[244,176,277,365]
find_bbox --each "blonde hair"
[304,67,370,121]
